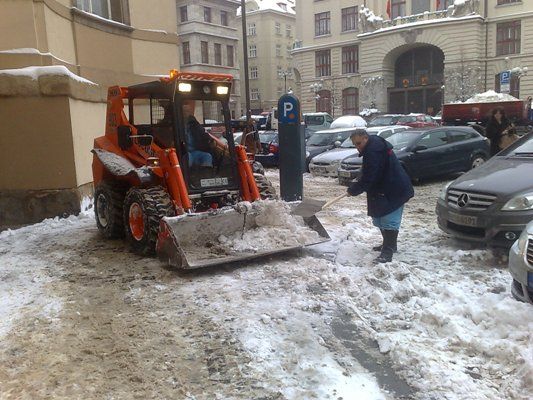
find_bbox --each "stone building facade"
[237,0,296,113]
[293,0,533,117]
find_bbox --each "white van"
[304,112,333,133]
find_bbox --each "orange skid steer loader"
[92,70,329,268]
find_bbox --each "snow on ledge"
[0,65,96,85]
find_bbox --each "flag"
[386,0,391,18]
[436,0,441,10]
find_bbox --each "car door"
[447,129,483,171]
[406,130,452,179]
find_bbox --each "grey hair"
[350,128,368,139]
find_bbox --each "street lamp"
[278,69,292,93]
[309,81,323,111]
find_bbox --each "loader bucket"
[156,201,330,269]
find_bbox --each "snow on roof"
[0,65,96,85]
[330,115,367,129]
[465,90,520,103]
[237,0,295,16]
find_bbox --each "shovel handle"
[323,193,348,210]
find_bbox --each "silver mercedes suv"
[509,221,533,303]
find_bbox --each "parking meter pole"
[278,94,304,201]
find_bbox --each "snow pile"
[360,108,380,117]
[360,6,383,24]
[465,90,519,103]
[0,65,96,85]
[218,200,321,252]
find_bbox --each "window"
[497,0,520,4]
[75,0,129,24]
[214,43,222,65]
[341,6,358,32]
[497,20,521,56]
[315,12,330,36]
[275,22,281,35]
[201,41,209,64]
[220,10,228,26]
[250,88,259,100]
[278,2,287,11]
[180,5,187,22]
[277,66,283,77]
[315,50,331,77]
[286,25,292,37]
[342,46,358,74]
[249,44,257,58]
[316,89,331,114]
[286,45,292,58]
[204,6,211,23]
[342,88,358,115]
[411,0,430,14]
[182,41,190,64]
[448,129,478,143]
[276,44,281,57]
[437,0,453,10]
[250,66,258,79]
[248,23,256,36]
[418,130,448,148]
[227,45,234,67]
[391,0,406,19]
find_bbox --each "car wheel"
[471,155,486,169]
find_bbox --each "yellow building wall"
[129,0,178,33]
[43,3,77,65]
[0,0,39,51]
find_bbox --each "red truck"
[442,100,528,127]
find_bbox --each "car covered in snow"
[309,126,409,177]
[338,126,489,186]
[330,115,367,129]
[396,113,439,128]
[437,132,533,247]
[367,114,403,129]
[509,220,533,303]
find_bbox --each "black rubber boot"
[375,230,399,263]
[373,229,398,253]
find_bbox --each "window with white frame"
[286,24,292,37]
[250,88,259,100]
[250,66,258,79]
[75,0,129,24]
[276,44,281,57]
[275,22,281,35]
[249,44,257,58]
[248,23,256,36]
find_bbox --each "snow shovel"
[292,193,348,218]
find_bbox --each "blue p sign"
[278,94,299,125]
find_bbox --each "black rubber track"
[94,181,127,239]
[253,173,277,200]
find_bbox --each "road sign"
[500,70,511,93]
[278,94,299,124]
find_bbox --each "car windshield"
[307,131,351,146]
[368,116,398,127]
[386,131,420,150]
[305,115,325,125]
[500,134,533,157]
[398,116,417,123]
[260,132,277,143]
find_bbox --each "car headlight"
[306,151,310,158]
[502,193,533,211]
[517,228,530,253]
[439,181,452,201]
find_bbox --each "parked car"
[338,126,490,186]
[509,220,533,303]
[309,126,409,177]
[330,115,367,129]
[436,132,533,247]
[367,114,403,128]
[396,113,439,128]
[305,127,356,170]
[255,131,279,167]
[304,112,333,134]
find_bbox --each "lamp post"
[240,0,251,122]
[279,69,292,93]
[309,81,323,112]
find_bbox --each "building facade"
[237,0,296,114]
[293,0,533,117]
[176,0,241,118]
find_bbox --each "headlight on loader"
[217,86,229,95]
[178,82,192,92]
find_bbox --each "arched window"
[316,89,331,114]
[342,87,358,115]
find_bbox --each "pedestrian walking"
[347,129,414,263]
[486,107,511,156]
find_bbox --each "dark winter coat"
[347,135,414,218]
[485,118,510,156]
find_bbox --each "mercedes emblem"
[457,193,469,208]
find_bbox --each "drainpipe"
[241,0,251,122]
[484,0,488,91]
